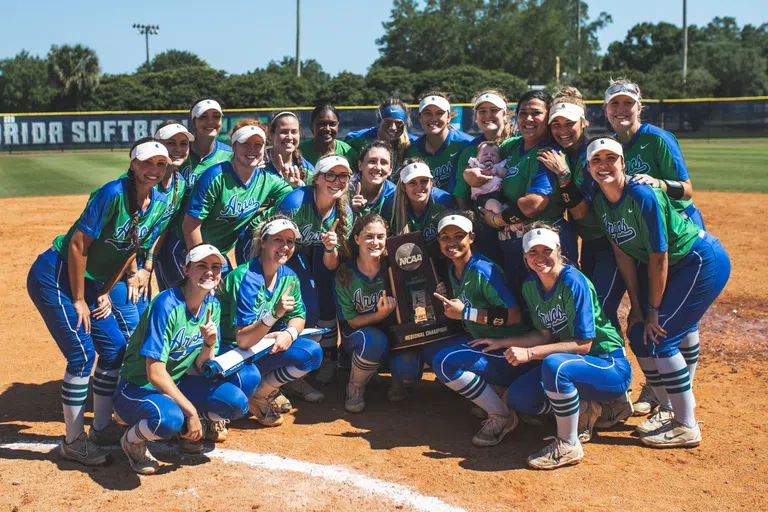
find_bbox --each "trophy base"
[388,320,465,350]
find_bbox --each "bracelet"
[462,304,479,323]
[491,213,501,228]
[647,304,660,313]
[261,309,278,327]
[286,326,299,342]
[324,246,337,253]
[526,348,532,361]
[145,253,155,262]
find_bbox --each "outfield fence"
[2,97,767,152]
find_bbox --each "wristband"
[462,304,479,323]
[145,253,155,261]
[324,246,337,253]
[500,203,530,225]
[662,179,685,200]
[647,304,659,313]
[286,326,299,342]
[261,309,278,327]
[560,179,584,208]
[485,307,509,326]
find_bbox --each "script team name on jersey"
[105,218,150,250]
[298,223,324,244]
[169,327,204,361]
[433,162,453,188]
[536,304,568,333]
[353,289,382,314]
[217,194,262,221]
[625,155,651,176]
[601,213,637,245]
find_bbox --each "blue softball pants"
[630,232,730,359]
[390,333,471,384]
[341,326,391,365]
[507,348,632,414]
[109,279,150,341]
[433,343,540,387]
[27,248,127,376]
[580,237,625,334]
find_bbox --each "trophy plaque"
[385,231,464,350]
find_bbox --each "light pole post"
[682,0,688,84]
[133,24,160,68]
[296,0,301,77]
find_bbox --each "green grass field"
[1,139,766,198]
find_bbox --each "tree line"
[1,1,766,113]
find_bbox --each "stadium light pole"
[133,24,160,68]
[682,0,688,84]
[576,0,581,74]
[296,0,301,77]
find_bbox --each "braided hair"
[314,154,352,263]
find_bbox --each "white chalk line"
[0,440,466,512]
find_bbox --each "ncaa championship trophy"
[385,231,464,349]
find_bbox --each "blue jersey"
[276,186,354,249]
[264,156,316,183]
[406,129,474,193]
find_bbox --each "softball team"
[28,81,728,473]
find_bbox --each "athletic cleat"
[273,391,293,413]
[633,383,660,416]
[578,400,603,443]
[315,357,337,386]
[121,431,159,475]
[640,420,702,448]
[387,380,410,403]
[472,412,519,447]
[636,407,674,435]
[595,391,634,429]
[249,393,285,427]
[527,437,584,470]
[344,383,367,413]
[88,421,125,446]
[178,435,205,454]
[205,420,229,443]
[283,378,324,403]
[60,432,110,466]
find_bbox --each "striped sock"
[255,366,307,398]
[637,357,672,410]
[655,353,696,428]
[126,419,161,443]
[61,372,89,444]
[679,330,700,386]
[92,368,119,430]
[445,372,508,417]
[546,389,580,445]
[349,352,379,386]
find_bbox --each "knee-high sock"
[546,389,580,445]
[679,330,700,386]
[62,372,90,444]
[349,353,379,386]
[445,371,509,417]
[255,366,309,399]
[92,368,119,430]
[655,353,696,428]
[126,419,162,443]
[318,318,338,360]
[637,356,672,410]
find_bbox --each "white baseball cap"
[154,123,195,142]
[191,99,223,118]
[231,125,266,145]
[418,95,451,113]
[548,103,585,124]
[474,93,507,112]
[400,162,432,184]
[316,155,352,174]
[604,83,641,104]
[437,214,473,234]
[130,141,171,164]
[586,138,624,161]
[260,218,302,240]
[522,228,560,253]
[186,244,226,265]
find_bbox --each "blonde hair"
[392,157,430,235]
[250,214,294,259]
[552,86,590,130]
[523,220,568,267]
[607,78,644,103]
[472,89,515,143]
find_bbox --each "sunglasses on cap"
[604,83,640,101]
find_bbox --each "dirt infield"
[1,191,766,512]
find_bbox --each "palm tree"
[47,44,101,110]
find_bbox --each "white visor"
[231,125,266,145]
[130,141,170,163]
[522,228,560,253]
[315,155,352,174]
[260,219,301,240]
[191,99,223,118]
[549,103,585,124]
[186,244,226,265]
[418,95,451,113]
[474,93,507,112]
[586,138,624,161]
[400,162,432,184]
[437,214,473,235]
[154,123,195,142]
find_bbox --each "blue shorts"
[389,334,471,384]
[433,343,539,387]
[580,237,625,334]
[27,248,127,376]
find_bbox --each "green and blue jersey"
[592,180,701,265]
[402,187,455,244]
[179,140,233,193]
[333,258,395,333]
[405,129,473,194]
[350,178,396,221]
[156,172,187,234]
[264,156,316,184]
[276,186,354,249]
[567,143,605,243]
[299,139,359,171]
[452,135,489,201]
[522,265,624,356]
[217,258,305,346]
[120,288,221,388]
[52,178,169,282]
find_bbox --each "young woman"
[488,223,632,469]
[587,136,730,448]
[469,90,575,294]
[333,214,397,412]
[179,98,233,193]
[276,155,354,386]
[430,213,534,446]
[349,140,397,221]
[27,140,171,466]
[604,80,705,415]
[298,104,359,168]
[345,98,418,176]
[217,217,323,426]
[266,111,316,188]
[536,88,625,334]
[113,244,251,474]
[405,92,473,194]
[157,120,294,286]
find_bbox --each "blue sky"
[3,1,765,76]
